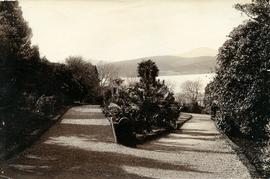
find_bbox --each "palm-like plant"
[137,60,159,87]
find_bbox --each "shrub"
[104,60,181,134]
[35,95,56,116]
[261,143,270,173]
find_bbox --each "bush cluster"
[104,60,181,134]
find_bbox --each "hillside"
[110,56,216,77]
[179,47,217,57]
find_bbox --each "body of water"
[158,73,216,94]
[123,73,215,94]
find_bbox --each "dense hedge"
[204,1,270,176]
[0,56,101,152]
[204,2,270,140]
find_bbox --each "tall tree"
[0,1,39,64]
[0,1,39,106]
[210,0,270,139]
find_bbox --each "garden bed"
[113,113,192,146]
[0,106,71,160]
[136,113,192,144]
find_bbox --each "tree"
[96,61,119,88]
[137,60,159,87]
[209,0,270,139]
[0,1,40,107]
[235,0,270,23]
[181,80,203,105]
[65,56,99,103]
[177,80,204,113]
[0,1,39,64]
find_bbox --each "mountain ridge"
[109,55,216,77]
[179,47,217,57]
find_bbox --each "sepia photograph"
[0,0,269,178]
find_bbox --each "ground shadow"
[6,142,212,179]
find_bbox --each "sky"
[19,0,250,63]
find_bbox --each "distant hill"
[110,55,216,77]
[179,47,217,57]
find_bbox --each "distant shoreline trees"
[97,61,120,89]
[176,80,204,113]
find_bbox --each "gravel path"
[136,113,251,179]
[1,107,251,179]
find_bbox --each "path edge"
[108,117,118,143]
[214,122,260,179]
[136,114,193,145]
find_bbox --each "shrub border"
[0,105,73,160]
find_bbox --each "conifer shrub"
[104,60,181,134]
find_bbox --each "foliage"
[137,60,159,86]
[35,95,56,116]
[0,2,100,152]
[97,61,120,88]
[180,80,203,104]
[235,0,270,23]
[177,80,204,113]
[104,60,180,133]
[0,1,39,107]
[204,81,216,114]
[0,1,39,63]
[65,56,100,103]
[261,142,270,173]
[175,80,204,113]
[205,0,270,139]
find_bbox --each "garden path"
[1,106,251,178]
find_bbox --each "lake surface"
[157,73,216,94]
[124,73,216,94]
